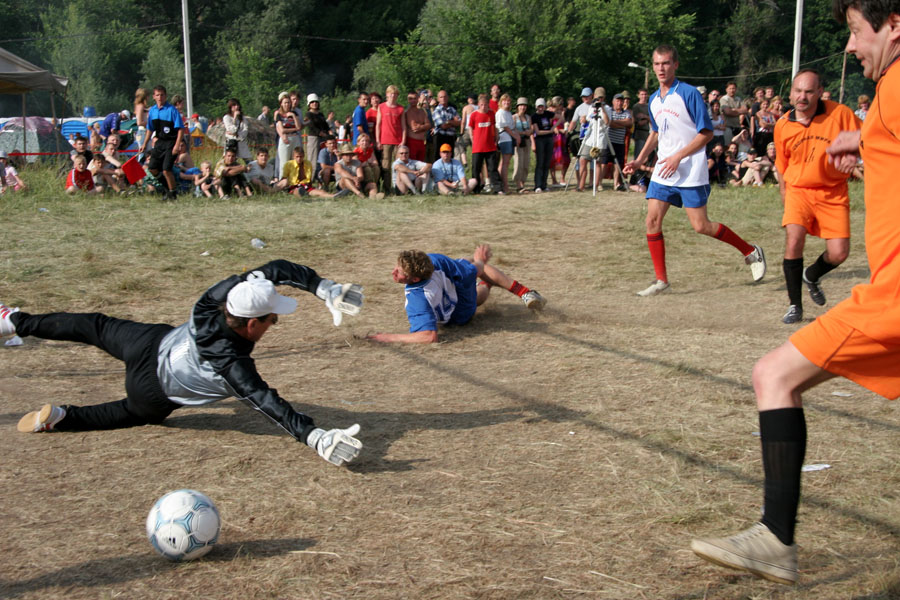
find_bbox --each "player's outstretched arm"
[307,424,363,466]
[624,131,658,174]
[826,130,862,173]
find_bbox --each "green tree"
[139,31,185,98]
[212,45,288,118]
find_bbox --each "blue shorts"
[646,181,711,208]
[498,140,515,155]
[447,259,478,326]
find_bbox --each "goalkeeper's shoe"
[18,404,67,433]
[0,303,18,337]
[691,522,798,585]
[522,291,546,311]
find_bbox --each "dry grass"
[1,175,898,599]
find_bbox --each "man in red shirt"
[468,93,502,194]
[376,85,407,184]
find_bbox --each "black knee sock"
[783,258,804,307]
[760,407,806,546]
[804,252,838,283]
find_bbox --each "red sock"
[713,223,754,256]
[508,280,530,297]
[647,232,667,282]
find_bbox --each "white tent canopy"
[0,46,68,159]
[0,47,67,95]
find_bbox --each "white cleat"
[637,280,670,297]
[522,290,547,310]
[692,522,798,585]
[745,244,767,282]
[17,404,67,433]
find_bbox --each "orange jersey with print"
[827,61,900,344]
[774,99,860,189]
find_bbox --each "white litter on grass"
[200,251,210,256]
[568,431,575,435]
[38,207,49,213]
[802,463,831,472]
[752,431,761,436]
[5,336,23,346]
[831,391,853,397]
[251,238,266,249]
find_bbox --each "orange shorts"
[781,185,850,239]
[790,310,900,399]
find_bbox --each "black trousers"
[533,135,554,190]
[471,151,501,192]
[12,312,180,431]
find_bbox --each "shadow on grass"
[364,325,900,546]
[165,405,525,474]
[0,537,314,598]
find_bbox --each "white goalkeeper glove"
[306,424,363,466]
[316,279,364,326]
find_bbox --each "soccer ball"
[146,489,221,561]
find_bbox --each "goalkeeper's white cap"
[227,279,297,318]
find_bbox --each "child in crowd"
[0,151,26,194]
[281,146,331,198]
[194,161,217,197]
[214,147,253,198]
[66,155,97,194]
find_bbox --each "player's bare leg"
[470,244,545,309]
[686,204,766,281]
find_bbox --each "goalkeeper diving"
[3,260,364,466]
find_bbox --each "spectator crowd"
[1,78,867,199]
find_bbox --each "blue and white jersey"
[649,79,712,187]
[404,254,472,332]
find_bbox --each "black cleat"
[802,268,826,306]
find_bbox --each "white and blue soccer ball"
[146,489,221,561]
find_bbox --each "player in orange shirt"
[773,69,861,324]
[691,0,900,585]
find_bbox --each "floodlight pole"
[792,0,804,80]
[628,62,649,90]
[181,0,194,117]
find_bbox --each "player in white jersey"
[624,45,767,297]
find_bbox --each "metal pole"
[22,93,26,160]
[51,92,60,156]
[181,0,193,117]
[645,68,649,90]
[792,0,804,80]
[839,51,848,104]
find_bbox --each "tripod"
[565,106,626,196]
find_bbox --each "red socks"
[647,232,667,282]
[714,223,754,256]
[508,281,530,297]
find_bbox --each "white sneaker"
[522,290,546,310]
[0,303,19,337]
[637,280,670,297]
[534,187,542,193]
[691,522,798,585]
[17,404,67,433]
[745,244,767,282]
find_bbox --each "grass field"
[1,165,898,599]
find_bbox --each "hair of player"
[833,0,900,27]
[794,68,823,87]
[653,44,679,63]
[398,250,434,281]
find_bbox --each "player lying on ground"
[2,260,364,466]
[691,0,900,585]
[366,244,545,344]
